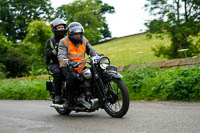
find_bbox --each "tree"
[23,20,53,68]
[0,0,54,42]
[145,0,200,58]
[0,35,11,56]
[96,0,115,38]
[0,35,12,78]
[55,0,115,44]
[0,48,29,77]
[0,21,52,78]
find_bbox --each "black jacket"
[45,36,64,65]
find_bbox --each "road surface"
[0,100,200,133]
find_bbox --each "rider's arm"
[45,40,54,65]
[58,39,68,67]
[85,40,99,57]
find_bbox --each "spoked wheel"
[53,101,71,115]
[104,78,130,118]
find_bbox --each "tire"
[55,108,71,115]
[104,79,130,118]
[52,101,71,115]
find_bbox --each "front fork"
[94,74,107,101]
[94,73,119,103]
[96,72,122,101]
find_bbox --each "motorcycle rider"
[45,18,67,103]
[58,22,99,105]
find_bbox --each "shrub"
[0,63,8,79]
[1,66,200,101]
[0,48,30,77]
[122,66,200,101]
[0,77,50,100]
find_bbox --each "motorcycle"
[46,55,130,118]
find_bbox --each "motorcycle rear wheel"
[104,78,130,118]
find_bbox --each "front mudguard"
[107,72,122,79]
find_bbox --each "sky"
[50,0,150,37]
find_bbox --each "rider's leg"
[49,64,62,103]
[62,67,78,105]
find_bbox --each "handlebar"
[72,59,88,68]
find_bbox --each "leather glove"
[60,59,68,67]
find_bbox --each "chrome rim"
[105,81,123,113]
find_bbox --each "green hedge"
[0,77,50,100]
[122,65,200,101]
[0,66,200,101]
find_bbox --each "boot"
[55,96,62,104]
[63,100,69,108]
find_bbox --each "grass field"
[93,33,170,66]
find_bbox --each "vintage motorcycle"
[46,55,129,118]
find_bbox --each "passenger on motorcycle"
[45,18,67,103]
[58,22,99,106]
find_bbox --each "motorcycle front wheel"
[104,78,130,118]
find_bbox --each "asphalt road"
[0,100,200,133]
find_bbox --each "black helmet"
[68,22,84,43]
[51,18,67,37]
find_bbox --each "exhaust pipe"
[78,97,92,109]
[50,103,64,109]
[78,97,99,110]
[90,98,99,109]
[50,98,99,110]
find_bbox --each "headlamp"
[99,57,110,69]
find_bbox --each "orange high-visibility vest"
[63,37,87,73]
